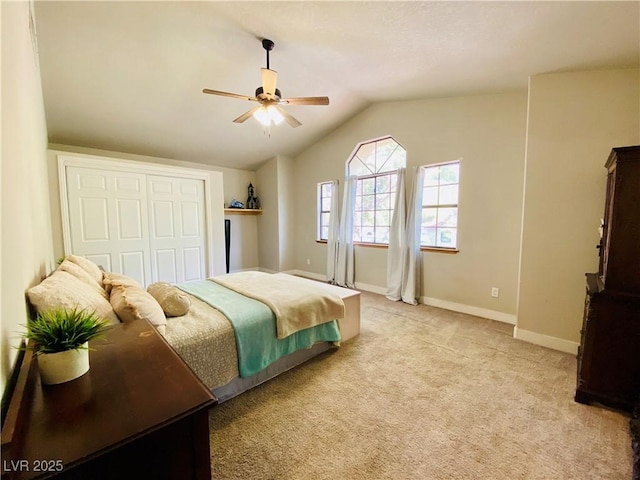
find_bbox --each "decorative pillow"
[66,254,104,287]
[147,282,191,317]
[110,284,167,335]
[27,270,120,325]
[102,272,143,295]
[57,259,108,299]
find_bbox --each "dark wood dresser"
[575,145,640,412]
[1,319,216,479]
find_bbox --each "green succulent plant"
[21,307,110,354]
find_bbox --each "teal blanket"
[178,280,341,378]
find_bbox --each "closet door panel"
[147,176,206,284]
[66,166,152,286]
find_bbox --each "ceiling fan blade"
[274,105,302,128]
[280,96,330,106]
[233,106,261,124]
[203,89,256,102]
[261,68,278,98]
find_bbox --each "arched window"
[347,136,406,245]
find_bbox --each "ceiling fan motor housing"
[255,86,282,101]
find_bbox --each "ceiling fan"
[202,38,329,128]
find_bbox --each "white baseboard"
[513,327,579,355]
[274,269,577,355]
[421,296,517,325]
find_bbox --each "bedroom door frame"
[57,152,226,280]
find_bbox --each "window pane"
[321,183,332,196]
[421,227,437,246]
[439,185,458,205]
[383,148,406,172]
[361,210,374,226]
[321,212,330,227]
[436,228,457,248]
[437,207,457,227]
[422,208,437,226]
[440,163,459,185]
[354,195,362,210]
[357,142,376,173]
[361,226,374,243]
[354,211,362,226]
[375,210,390,227]
[321,226,328,239]
[353,227,362,242]
[376,175,390,193]
[375,226,389,244]
[362,194,375,210]
[424,167,440,186]
[362,178,375,194]
[423,186,438,206]
[321,197,331,211]
[376,193,390,210]
[350,158,370,176]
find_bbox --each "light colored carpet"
[208,291,632,479]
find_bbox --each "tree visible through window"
[348,137,406,245]
[421,161,460,249]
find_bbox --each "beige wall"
[1,2,55,393]
[277,156,295,272]
[517,69,640,349]
[293,92,528,317]
[256,157,279,272]
[47,144,260,272]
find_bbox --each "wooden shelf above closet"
[224,208,263,215]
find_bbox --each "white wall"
[293,92,528,319]
[517,68,640,351]
[1,2,55,393]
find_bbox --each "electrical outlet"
[491,287,499,298]
[306,258,311,265]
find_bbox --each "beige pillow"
[103,272,143,295]
[67,254,104,287]
[27,270,120,325]
[57,259,108,299]
[147,282,191,317]
[110,284,167,335]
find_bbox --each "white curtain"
[401,166,425,305]
[326,180,340,283]
[386,168,406,301]
[334,176,357,288]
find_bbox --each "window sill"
[316,240,458,254]
[420,247,459,254]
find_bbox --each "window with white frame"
[421,160,460,249]
[348,137,406,245]
[317,181,332,241]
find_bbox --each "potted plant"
[21,307,110,385]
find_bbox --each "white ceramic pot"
[38,342,90,385]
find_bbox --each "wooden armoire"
[575,146,640,412]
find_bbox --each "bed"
[26,255,360,402]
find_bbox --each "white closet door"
[65,166,152,285]
[147,175,206,284]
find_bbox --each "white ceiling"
[34,1,639,171]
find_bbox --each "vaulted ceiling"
[34,1,639,171]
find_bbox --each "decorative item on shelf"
[20,306,110,385]
[246,183,260,210]
[228,199,244,209]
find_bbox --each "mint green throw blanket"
[178,280,341,378]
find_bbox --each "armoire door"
[65,166,152,285]
[147,175,207,284]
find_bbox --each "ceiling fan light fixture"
[253,105,284,127]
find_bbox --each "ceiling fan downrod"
[262,38,274,69]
